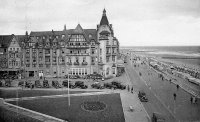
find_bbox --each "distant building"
[0,9,120,78]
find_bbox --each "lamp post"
[68,68,70,106]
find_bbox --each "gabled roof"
[75,24,84,33]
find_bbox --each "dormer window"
[46,42,50,46]
[62,35,65,38]
[53,42,57,46]
[89,34,92,38]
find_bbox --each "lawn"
[0,106,41,122]
[8,93,125,122]
[0,89,97,99]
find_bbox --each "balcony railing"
[82,62,88,65]
[99,36,108,40]
[45,61,51,64]
[74,62,79,65]
[106,44,111,47]
[66,45,89,49]
[66,53,89,56]
[67,62,72,65]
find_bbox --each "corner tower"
[97,9,119,78]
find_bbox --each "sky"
[0,0,200,46]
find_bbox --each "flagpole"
[68,69,70,106]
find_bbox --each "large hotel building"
[0,9,121,78]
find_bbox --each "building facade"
[0,9,120,78]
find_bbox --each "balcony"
[45,61,51,64]
[66,53,90,56]
[74,62,79,65]
[91,44,96,48]
[106,44,111,47]
[66,45,89,49]
[99,36,108,40]
[106,52,111,56]
[98,61,104,65]
[66,62,72,65]
[59,62,65,65]
[82,62,88,65]
[52,62,57,65]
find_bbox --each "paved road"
[125,58,176,122]
[132,59,200,121]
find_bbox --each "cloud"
[0,0,200,45]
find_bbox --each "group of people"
[127,85,134,93]
[174,65,200,79]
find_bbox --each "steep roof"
[0,35,14,48]
[100,9,109,26]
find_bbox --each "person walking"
[173,93,177,101]
[127,85,130,92]
[176,84,179,90]
[131,87,133,93]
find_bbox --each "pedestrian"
[190,96,193,104]
[131,87,133,93]
[176,84,179,90]
[195,97,197,104]
[173,93,177,100]
[127,85,130,92]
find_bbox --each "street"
[126,56,200,121]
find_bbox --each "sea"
[121,46,200,69]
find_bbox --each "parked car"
[25,81,32,88]
[43,80,50,88]
[52,80,62,88]
[0,80,3,87]
[138,91,148,102]
[5,79,12,87]
[75,81,88,89]
[91,82,104,89]
[62,80,75,89]
[18,81,25,87]
[104,82,116,89]
[152,112,165,122]
[35,80,42,88]
[111,81,126,90]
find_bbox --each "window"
[39,64,43,67]
[26,64,30,67]
[36,36,39,39]
[43,36,45,39]
[16,61,18,66]
[91,49,95,54]
[53,42,57,46]
[70,50,73,54]
[76,57,79,63]
[39,57,43,61]
[62,34,65,38]
[112,68,115,74]
[45,57,50,62]
[68,57,71,62]
[83,57,86,62]
[53,57,56,63]
[53,50,56,55]
[56,36,59,39]
[45,49,50,54]
[106,57,109,62]
[100,57,102,62]
[33,64,36,67]
[91,57,95,63]
[33,57,36,62]
[16,54,19,58]
[112,56,115,62]
[89,34,92,38]
[26,49,30,53]
[106,41,109,45]
[100,49,102,55]
[10,48,12,51]
[17,48,19,51]
[62,50,64,54]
